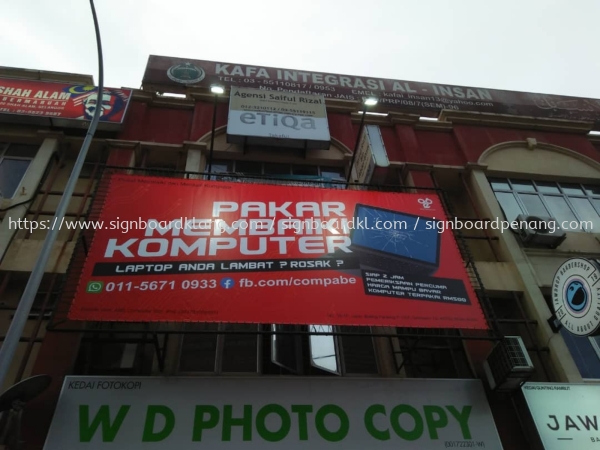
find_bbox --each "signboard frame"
[43,376,504,450]
[226,86,330,150]
[65,174,488,329]
[522,382,600,450]
[143,55,600,129]
[551,258,600,337]
[0,77,132,131]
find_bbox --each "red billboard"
[143,55,600,129]
[69,174,487,329]
[0,78,131,129]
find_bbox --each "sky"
[3,0,600,99]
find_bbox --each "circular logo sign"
[552,258,600,336]
[166,62,205,85]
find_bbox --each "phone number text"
[105,280,217,291]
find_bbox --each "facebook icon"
[220,278,235,289]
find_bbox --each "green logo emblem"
[86,281,104,293]
[167,62,205,84]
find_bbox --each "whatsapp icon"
[86,281,104,294]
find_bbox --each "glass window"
[339,326,378,374]
[293,165,319,176]
[309,325,339,374]
[221,324,258,372]
[535,181,560,194]
[510,180,536,192]
[584,185,600,197]
[271,324,300,373]
[320,166,346,180]
[490,177,600,233]
[73,326,153,375]
[591,336,600,360]
[495,192,523,222]
[544,196,579,227]
[179,323,258,374]
[236,161,262,174]
[206,161,347,184]
[592,198,600,216]
[489,178,511,191]
[570,197,600,231]
[561,329,600,379]
[179,324,219,372]
[520,194,550,217]
[264,163,290,175]
[560,183,585,196]
[0,158,31,198]
[5,144,38,158]
[210,160,233,173]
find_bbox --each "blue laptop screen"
[351,204,440,265]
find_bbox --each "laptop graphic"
[349,204,442,276]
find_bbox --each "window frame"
[589,336,600,362]
[178,323,262,376]
[489,178,600,232]
[270,325,379,377]
[210,159,346,181]
[0,143,36,199]
[177,323,379,377]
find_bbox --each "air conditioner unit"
[482,336,535,392]
[515,214,566,249]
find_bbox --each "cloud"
[4,0,600,98]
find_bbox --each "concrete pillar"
[468,169,582,382]
[185,148,205,179]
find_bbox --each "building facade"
[1,58,600,450]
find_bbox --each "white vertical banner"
[352,125,390,184]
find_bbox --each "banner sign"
[522,383,600,450]
[143,55,600,128]
[551,258,600,336]
[227,86,330,149]
[0,78,132,129]
[68,174,486,329]
[43,377,503,450]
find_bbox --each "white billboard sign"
[522,383,600,450]
[352,125,391,184]
[43,377,502,450]
[226,86,330,149]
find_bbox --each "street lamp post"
[346,97,378,184]
[0,0,105,390]
[206,85,225,180]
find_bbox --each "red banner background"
[68,174,487,329]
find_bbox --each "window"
[541,294,599,380]
[490,295,551,382]
[392,332,473,378]
[74,330,155,376]
[0,143,37,199]
[178,324,378,376]
[209,159,345,185]
[271,325,378,376]
[179,323,260,374]
[560,330,600,379]
[210,160,234,173]
[490,178,600,232]
[591,336,600,360]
